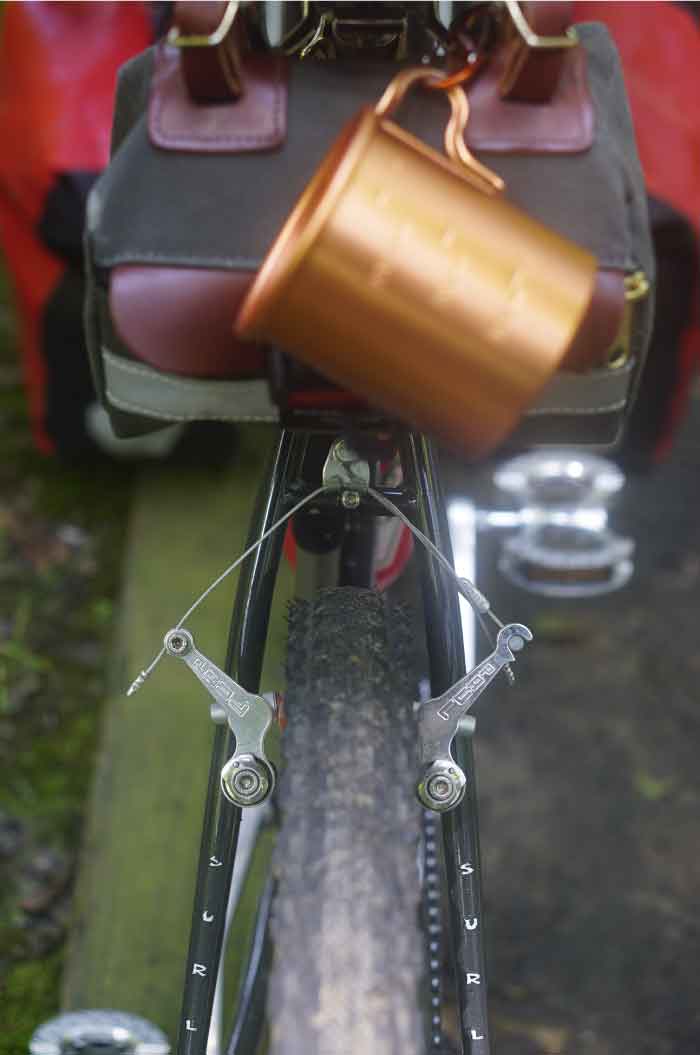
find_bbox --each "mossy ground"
[0,955,63,1055]
[0,259,283,1047]
[0,268,132,1050]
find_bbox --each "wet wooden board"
[62,427,291,1038]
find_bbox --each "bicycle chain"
[423,809,445,1051]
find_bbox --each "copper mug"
[236,68,597,457]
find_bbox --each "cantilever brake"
[163,629,276,808]
[416,623,533,811]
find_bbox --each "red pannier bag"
[0,1,152,456]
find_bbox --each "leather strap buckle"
[167,0,240,47]
[504,0,577,49]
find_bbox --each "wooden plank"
[62,426,291,1038]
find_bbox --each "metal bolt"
[341,490,361,510]
[418,759,467,812]
[427,776,452,801]
[221,754,272,807]
[236,771,260,795]
[164,628,193,657]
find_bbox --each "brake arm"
[416,623,533,811]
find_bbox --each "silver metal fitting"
[221,753,274,807]
[341,490,361,510]
[417,759,467,812]
[322,439,370,491]
[458,577,491,614]
[29,1011,170,1055]
[163,629,193,657]
[493,450,634,598]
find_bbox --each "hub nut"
[221,753,274,807]
[417,759,467,812]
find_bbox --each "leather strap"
[149,46,287,153]
[466,42,592,153]
[562,269,627,372]
[500,2,575,103]
[171,1,244,103]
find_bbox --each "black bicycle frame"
[175,427,491,1055]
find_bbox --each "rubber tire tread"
[269,587,425,1055]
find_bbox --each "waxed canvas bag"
[84,2,654,451]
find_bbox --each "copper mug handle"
[374,67,505,196]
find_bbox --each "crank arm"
[163,628,275,807]
[417,623,532,811]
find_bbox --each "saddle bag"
[84,2,654,453]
